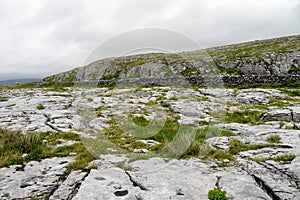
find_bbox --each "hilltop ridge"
[43,34,300,86]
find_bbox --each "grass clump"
[132,116,150,127]
[266,135,281,143]
[182,127,235,158]
[181,67,199,76]
[42,84,69,92]
[96,106,111,117]
[208,188,228,200]
[280,89,300,97]
[225,110,262,125]
[0,129,51,168]
[0,128,95,172]
[150,115,180,143]
[115,161,133,171]
[204,149,235,162]
[288,67,300,73]
[37,104,45,110]
[0,97,8,102]
[215,63,243,75]
[102,71,121,80]
[229,139,274,155]
[252,154,296,164]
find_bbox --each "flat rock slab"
[74,157,271,200]
[0,157,74,200]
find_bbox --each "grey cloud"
[0,0,299,80]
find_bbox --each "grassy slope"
[43,34,300,82]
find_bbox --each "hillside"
[44,34,300,85]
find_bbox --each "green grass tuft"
[252,154,296,164]
[225,110,263,125]
[0,128,94,172]
[0,97,8,102]
[266,135,281,143]
[208,188,228,200]
[37,104,45,110]
[132,116,150,127]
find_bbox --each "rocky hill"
[44,34,300,85]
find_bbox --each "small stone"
[223,159,230,163]
[113,184,122,190]
[69,152,77,156]
[133,149,149,153]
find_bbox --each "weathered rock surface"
[0,157,74,200]
[74,156,271,200]
[0,87,300,199]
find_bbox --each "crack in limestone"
[44,113,62,132]
[251,174,281,200]
[124,171,148,191]
[66,172,90,200]
[260,162,300,189]
[44,181,63,199]
[241,163,282,200]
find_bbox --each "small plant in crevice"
[37,104,45,110]
[208,176,228,200]
[115,161,133,171]
[252,154,296,164]
[0,97,8,102]
[266,135,281,143]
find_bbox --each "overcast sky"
[0,0,299,80]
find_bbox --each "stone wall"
[49,75,300,87]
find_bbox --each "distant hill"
[0,79,42,86]
[44,34,300,84]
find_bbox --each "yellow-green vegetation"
[269,98,293,107]
[0,97,8,102]
[37,104,45,110]
[0,128,94,173]
[181,67,200,76]
[204,149,235,162]
[44,68,78,83]
[102,115,237,159]
[42,84,69,92]
[115,161,133,171]
[224,110,263,125]
[198,138,283,165]
[116,54,165,71]
[0,82,70,92]
[131,116,150,127]
[228,139,275,155]
[181,126,236,158]
[280,89,300,97]
[208,188,228,200]
[225,81,300,90]
[102,115,180,152]
[288,66,300,73]
[208,35,300,62]
[266,135,281,143]
[127,152,159,163]
[102,70,121,80]
[96,106,112,117]
[252,154,296,164]
[215,63,244,75]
